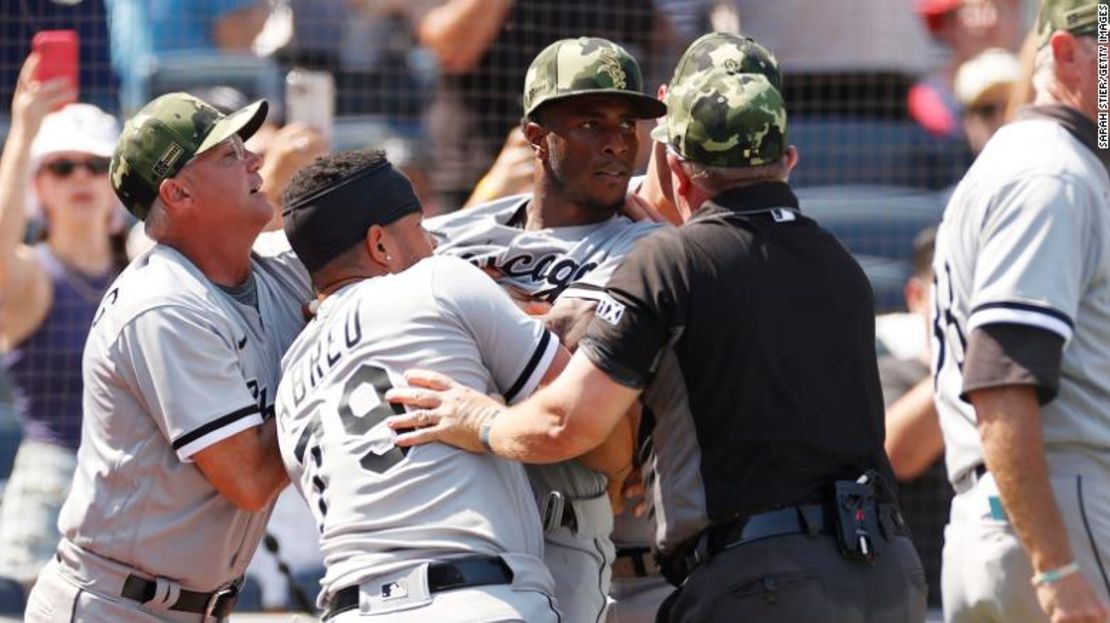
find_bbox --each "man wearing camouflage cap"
[636,31,781,225]
[424,36,664,623]
[607,31,783,623]
[931,0,1110,620]
[387,65,926,623]
[25,92,312,621]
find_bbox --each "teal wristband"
[479,420,495,454]
[1031,562,1080,587]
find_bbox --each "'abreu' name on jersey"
[274,256,560,601]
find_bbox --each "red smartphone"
[32,30,79,105]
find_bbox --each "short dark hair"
[283,148,387,209]
[912,226,937,279]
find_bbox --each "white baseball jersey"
[427,194,661,304]
[58,231,312,591]
[274,256,560,603]
[931,115,1110,484]
[427,194,661,499]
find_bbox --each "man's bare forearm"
[418,0,512,74]
[972,385,1074,572]
[885,378,944,480]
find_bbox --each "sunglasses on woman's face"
[42,157,111,177]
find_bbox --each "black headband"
[283,160,422,274]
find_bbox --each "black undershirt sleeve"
[579,229,688,389]
[961,323,1065,405]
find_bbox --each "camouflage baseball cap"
[667,32,782,94]
[110,92,268,220]
[650,33,783,158]
[522,37,666,119]
[652,70,787,168]
[1036,0,1107,47]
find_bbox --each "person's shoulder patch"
[596,297,626,326]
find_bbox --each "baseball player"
[274,148,567,621]
[608,32,784,623]
[425,36,665,623]
[24,93,312,622]
[931,1,1110,621]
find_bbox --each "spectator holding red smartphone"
[0,53,123,593]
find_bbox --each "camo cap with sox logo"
[110,92,268,220]
[522,36,666,120]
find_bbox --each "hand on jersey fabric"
[621,186,670,224]
[386,369,505,454]
[478,265,554,316]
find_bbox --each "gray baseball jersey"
[274,255,560,602]
[931,115,1110,484]
[427,193,661,304]
[427,194,660,499]
[57,231,312,592]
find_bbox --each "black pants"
[657,532,926,623]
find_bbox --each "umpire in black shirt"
[386,67,927,623]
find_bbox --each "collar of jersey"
[706,181,800,216]
[1018,104,1110,170]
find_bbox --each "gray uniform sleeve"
[967,173,1094,341]
[430,257,560,404]
[119,306,263,461]
[560,221,662,302]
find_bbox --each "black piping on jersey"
[592,537,608,623]
[504,330,553,403]
[970,301,1074,330]
[1077,475,1110,597]
[71,587,83,620]
[543,590,563,623]
[171,404,260,451]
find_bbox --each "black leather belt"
[704,504,834,555]
[121,574,239,619]
[324,556,514,620]
[660,503,910,585]
[707,503,908,555]
[612,547,661,578]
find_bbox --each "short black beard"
[548,153,625,218]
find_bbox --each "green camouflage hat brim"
[523,36,665,119]
[196,99,268,155]
[530,89,666,119]
[1037,0,1107,47]
[660,70,787,168]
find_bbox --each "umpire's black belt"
[121,574,240,619]
[324,555,514,620]
[663,503,908,585]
